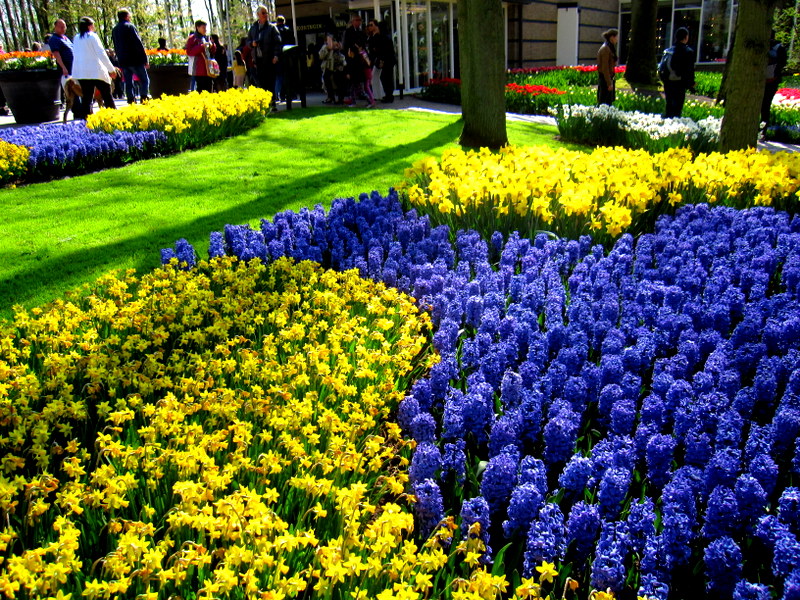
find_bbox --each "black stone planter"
[148,65,191,98]
[0,69,61,124]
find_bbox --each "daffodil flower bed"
[401,145,800,244]
[0,255,469,600]
[87,87,272,151]
[0,139,29,186]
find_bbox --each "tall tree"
[719,0,777,150]
[16,0,33,47]
[2,0,19,49]
[625,0,659,86]
[457,0,507,149]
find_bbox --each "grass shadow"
[0,116,463,317]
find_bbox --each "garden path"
[2,90,796,152]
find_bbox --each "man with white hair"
[247,5,282,104]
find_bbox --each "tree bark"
[457,0,508,149]
[719,0,776,150]
[14,0,32,47]
[32,0,50,41]
[26,0,42,41]
[625,0,659,86]
[0,3,16,50]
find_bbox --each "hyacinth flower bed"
[0,87,272,185]
[156,190,800,600]
[87,86,273,152]
[401,145,800,244]
[0,121,167,181]
[552,104,720,153]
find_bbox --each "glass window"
[407,3,428,87]
[699,0,731,61]
[672,7,700,56]
[430,2,452,80]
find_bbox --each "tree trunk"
[625,0,659,85]
[163,0,174,47]
[186,0,195,39]
[26,0,41,41]
[15,0,31,47]
[719,0,776,150]
[457,0,508,149]
[0,4,15,50]
[32,0,50,42]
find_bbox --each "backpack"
[658,46,680,82]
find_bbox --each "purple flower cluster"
[164,192,800,599]
[0,121,166,179]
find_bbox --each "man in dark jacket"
[112,9,150,103]
[247,5,282,101]
[367,19,396,103]
[662,27,695,118]
[275,15,296,101]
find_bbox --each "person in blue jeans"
[112,8,150,103]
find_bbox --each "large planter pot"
[148,64,191,98]
[0,69,61,124]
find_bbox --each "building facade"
[276,0,730,91]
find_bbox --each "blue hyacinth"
[705,536,742,596]
[162,191,800,598]
[413,479,445,540]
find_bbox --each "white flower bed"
[552,104,720,153]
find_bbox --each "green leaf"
[492,542,515,577]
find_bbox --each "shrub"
[692,71,723,98]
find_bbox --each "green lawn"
[0,108,568,319]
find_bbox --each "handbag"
[203,44,220,78]
[205,55,221,78]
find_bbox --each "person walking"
[50,19,75,78]
[232,50,247,88]
[275,15,296,102]
[762,33,788,130]
[210,34,228,91]
[660,27,696,118]
[247,5,282,103]
[50,19,80,115]
[185,20,216,93]
[319,35,345,104]
[597,29,618,106]
[72,16,117,119]
[367,19,395,103]
[112,8,150,103]
[237,36,256,87]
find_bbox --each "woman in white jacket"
[72,16,118,119]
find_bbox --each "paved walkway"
[2,91,798,153]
